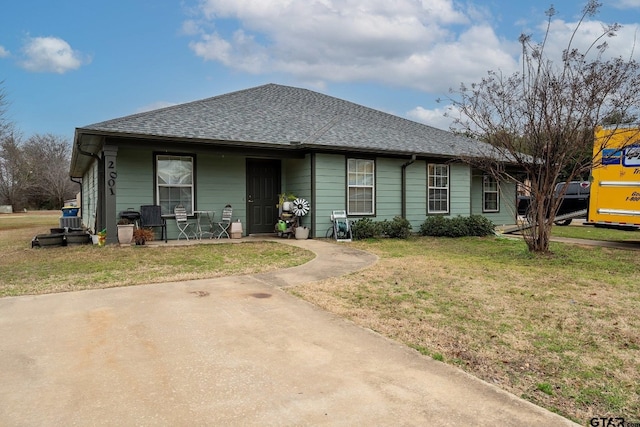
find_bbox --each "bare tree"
[0,82,76,210]
[0,82,29,209]
[449,1,640,253]
[22,134,76,209]
[0,81,12,139]
[0,132,31,210]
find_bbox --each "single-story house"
[69,83,518,244]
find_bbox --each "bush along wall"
[350,217,380,240]
[350,215,495,240]
[380,216,412,239]
[419,215,495,237]
[351,216,412,240]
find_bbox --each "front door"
[246,159,281,234]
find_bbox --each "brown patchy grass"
[0,211,313,297]
[289,237,640,424]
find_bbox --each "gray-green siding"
[312,155,515,237]
[449,163,471,217]
[470,174,518,226]
[282,156,312,230]
[87,147,516,241]
[113,148,247,240]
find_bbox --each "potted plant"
[278,193,297,212]
[117,218,135,245]
[291,198,311,240]
[133,227,155,245]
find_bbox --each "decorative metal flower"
[292,198,310,216]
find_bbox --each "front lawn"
[289,236,640,424]
[0,211,313,297]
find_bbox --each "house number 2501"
[107,160,117,196]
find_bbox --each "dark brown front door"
[246,159,281,234]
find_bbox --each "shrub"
[351,217,380,240]
[419,216,449,237]
[133,227,155,244]
[466,215,496,236]
[419,215,496,237]
[447,216,469,237]
[382,216,412,239]
[350,216,412,240]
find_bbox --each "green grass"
[292,235,640,423]
[551,222,640,241]
[537,383,554,396]
[0,211,314,297]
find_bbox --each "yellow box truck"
[588,126,640,228]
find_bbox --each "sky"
[1,0,640,142]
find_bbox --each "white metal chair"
[174,205,195,241]
[215,205,233,239]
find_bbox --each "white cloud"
[533,18,640,63]
[407,106,454,130]
[0,46,9,58]
[185,0,639,93]
[407,103,475,132]
[614,0,640,8]
[20,36,89,73]
[189,29,268,72]
[181,19,201,36]
[190,33,233,63]
[186,0,503,90]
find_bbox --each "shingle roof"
[79,83,491,158]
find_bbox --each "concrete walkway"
[0,238,578,426]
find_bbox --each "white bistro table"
[194,211,215,239]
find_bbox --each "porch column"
[310,153,316,238]
[102,145,118,244]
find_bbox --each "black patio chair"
[139,205,167,243]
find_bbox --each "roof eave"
[69,127,514,178]
[69,129,105,178]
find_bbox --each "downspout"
[401,155,417,219]
[310,152,316,238]
[76,137,101,162]
[70,176,82,217]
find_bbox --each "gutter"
[70,176,82,212]
[401,155,417,219]
[73,134,102,207]
[71,132,102,177]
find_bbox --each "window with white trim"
[483,175,499,212]
[156,155,194,215]
[347,158,375,215]
[428,164,449,213]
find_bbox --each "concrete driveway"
[0,238,577,426]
